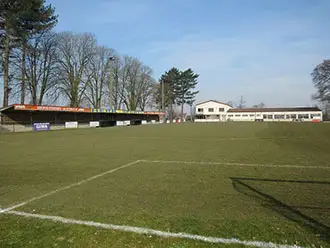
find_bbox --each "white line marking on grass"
[0,160,141,214]
[140,160,330,169]
[120,136,311,142]
[2,209,303,248]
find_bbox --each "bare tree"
[252,102,265,108]
[114,56,157,111]
[54,32,96,107]
[20,32,58,105]
[84,46,115,108]
[1,32,15,107]
[138,65,156,111]
[237,95,246,108]
[119,56,139,110]
[311,59,330,103]
[226,101,234,107]
[108,54,123,109]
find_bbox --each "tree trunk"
[181,102,184,123]
[170,104,173,123]
[109,79,113,110]
[38,95,43,105]
[31,88,37,105]
[31,45,38,105]
[3,34,10,107]
[20,43,26,104]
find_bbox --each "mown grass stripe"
[141,159,330,169]
[3,209,303,248]
[0,160,141,214]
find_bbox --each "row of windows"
[264,114,321,119]
[228,114,261,117]
[198,108,225,112]
[227,113,321,119]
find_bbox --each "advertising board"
[123,120,130,126]
[14,104,90,113]
[116,121,124,126]
[33,123,50,131]
[89,121,100,127]
[65,122,78,128]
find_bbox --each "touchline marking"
[2,209,303,248]
[0,160,141,214]
[120,136,308,141]
[140,160,330,169]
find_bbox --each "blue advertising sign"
[33,123,50,131]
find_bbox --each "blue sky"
[2,0,330,107]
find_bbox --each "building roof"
[0,104,165,115]
[227,107,321,113]
[196,100,233,107]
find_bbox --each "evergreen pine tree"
[158,67,180,122]
[174,68,199,122]
[0,0,57,106]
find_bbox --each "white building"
[194,100,323,122]
[195,100,232,122]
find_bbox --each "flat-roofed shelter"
[194,100,323,122]
[227,107,322,122]
[0,104,164,127]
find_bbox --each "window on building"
[242,114,248,117]
[263,114,267,119]
[219,108,225,112]
[197,108,203,112]
[249,114,255,117]
[290,114,296,119]
[267,115,273,119]
[274,115,285,119]
[286,115,290,119]
[208,108,214,112]
[235,114,241,117]
[298,114,309,119]
[228,114,234,117]
[256,114,261,117]
[311,113,321,118]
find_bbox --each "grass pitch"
[0,123,330,248]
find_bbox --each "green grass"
[1,123,330,248]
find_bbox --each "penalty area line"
[0,160,141,214]
[140,159,330,169]
[2,209,303,248]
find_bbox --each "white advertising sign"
[89,121,99,127]
[65,121,78,128]
[116,121,124,126]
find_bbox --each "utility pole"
[108,56,115,110]
[161,81,165,111]
[161,81,165,123]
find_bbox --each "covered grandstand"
[0,104,165,132]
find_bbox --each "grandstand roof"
[0,104,165,115]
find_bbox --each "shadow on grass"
[231,177,330,243]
